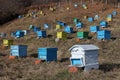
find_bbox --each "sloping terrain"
[0,1,120,80]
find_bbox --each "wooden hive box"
[10,45,27,57]
[73,18,79,24]
[97,30,111,40]
[88,17,94,22]
[100,21,108,28]
[90,26,99,33]
[15,30,25,38]
[37,30,47,38]
[56,24,62,30]
[57,32,67,39]
[64,26,73,33]
[3,39,13,47]
[75,22,83,29]
[38,48,58,62]
[77,31,89,39]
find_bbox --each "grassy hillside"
[0,1,120,80]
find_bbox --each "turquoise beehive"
[90,26,99,32]
[38,48,58,62]
[97,30,111,40]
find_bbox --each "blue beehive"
[100,21,108,28]
[112,11,117,16]
[10,45,27,57]
[18,15,23,19]
[75,22,83,29]
[33,27,40,32]
[97,30,111,40]
[64,26,73,33]
[37,30,46,38]
[15,30,25,38]
[107,14,112,18]
[88,17,94,22]
[44,23,50,29]
[57,21,66,27]
[90,26,99,32]
[38,48,58,62]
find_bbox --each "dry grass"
[0,2,120,80]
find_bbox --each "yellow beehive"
[49,7,54,11]
[29,13,32,17]
[83,6,87,9]
[56,25,61,30]
[26,14,30,17]
[57,32,67,39]
[84,16,88,19]
[107,18,112,22]
[3,39,13,47]
[66,7,70,10]
[39,11,45,16]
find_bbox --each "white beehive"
[69,44,99,71]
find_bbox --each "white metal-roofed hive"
[69,44,99,71]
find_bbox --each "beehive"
[15,30,25,38]
[112,11,117,16]
[90,26,99,32]
[74,3,78,8]
[64,26,73,33]
[39,11,45,16]
[57,21,66,27]
[18,15,22,19]
[10,45,27,57]
[49,7,54,11]
[106,14,112,22]
[38,48,58,62]
[84,16,88,19]
[75,22,83,29]
[69,44,99,71]
[0,33,6,38]
[56,24,61,30]
[29,25,34,30]
[94,15,99,20]
[33,27,40,32]
[22,30,29,35]
[44,24,50,29]
[3,39,13,47]
[73,18,79,24]
[57,32,67,39]
[97,30,111,40]
[82,4,87,9]
[88,17,94,22]
[100,21,108,28]
[37,30,46,38]
[77,31,89,39]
